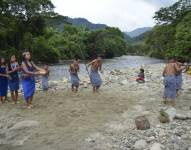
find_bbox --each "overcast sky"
[51,0,177,31]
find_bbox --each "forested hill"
[128,0,191,61]
[48,15,107,31]
[0,1,128,63]
[125,27,152,38]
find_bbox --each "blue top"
[9,63,19,81]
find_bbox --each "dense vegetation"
[0,0,127,63]
[1,0,190,63]
[131,0,191,61]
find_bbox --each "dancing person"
[162,57,182,106]
[88,56,103,93]
[69,59,80,92]
[8,55,20,104]
[0,58,9,104]
[41,64,49,92]
[21,51,45,109]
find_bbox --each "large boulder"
[135,116,150,130]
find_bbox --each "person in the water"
[88,56,103,93]
[8,55,20,104]
[21,51,46,109]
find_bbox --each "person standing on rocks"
[0,58,9,104]
[162,57,182,106]
[21,51,46,109]
[8,55,20,104]
[69,59,80,92]
[88,56,103,93]
[175,59,184,96]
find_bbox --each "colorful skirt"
[9,79,19,92]
[0,78,8,96]
[22,77,35,101]
[163,75,176,100]
[70,73,80,86]
[90,70,102,87]
[176,73,182,90]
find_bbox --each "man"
[162,57,182,106]
[88,56,103,93]
[69,59,80,92]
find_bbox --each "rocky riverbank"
[0,63,191,150]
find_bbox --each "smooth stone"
[134,139,147,150]
[135,116,150,130]
[150,143,163,150]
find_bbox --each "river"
[49,55,163,81]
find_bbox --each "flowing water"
[49,55,163,80]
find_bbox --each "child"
[8,55,20,104]
[136,68,145,83]
[0,58,9,104]
[42,65,49,92]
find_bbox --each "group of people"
[0,51,103,108]
[69,56,103,93]
[0,51,49,108]
[162,57,187,106]
[0,51,189,109]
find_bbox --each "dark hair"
[0,58,6,66]
[140,68,144,73]
[22,50,31,62]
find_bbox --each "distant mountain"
[66,17,107,30]
[125,27,152,38]
[48,15,107,31]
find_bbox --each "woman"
[0,58,9,104]
[8,55,20,104]
[21,51,45,109]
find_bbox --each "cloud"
[52,0,177,31]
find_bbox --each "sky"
[51,0,177,32]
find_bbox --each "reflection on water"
[49,55,163,80]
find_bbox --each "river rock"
[10,120,39,130]
[150,143,163,150]
[135,116,150,130]
[159,107,176,123]
[175,113,188,120]
[134,139,147,150]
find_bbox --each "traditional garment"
[8,63,19,92]
[21,61,35,101]
[42,75,49,91]
[90,69,102,87]
[0,66,8,96]
[163,75,176,100]
[176,72,182,90]
[70,72,80,86]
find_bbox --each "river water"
[49,55,163,81]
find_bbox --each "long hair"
[22,50,31,62]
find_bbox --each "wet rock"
[135,116,150,130]
[134,139,147,150]
[150,143,163,150]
